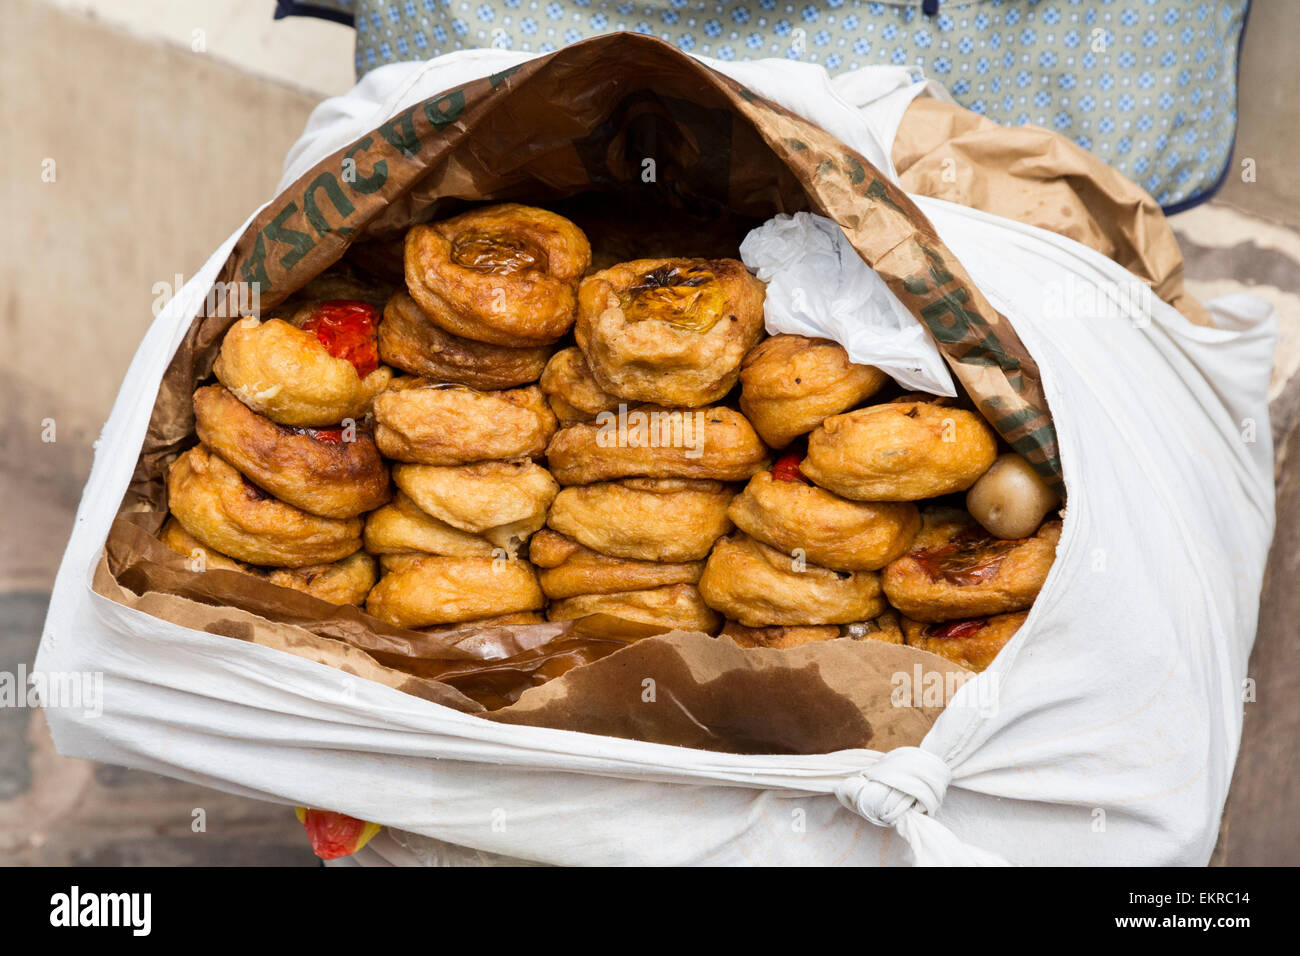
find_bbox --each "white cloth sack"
[37,51,1275,866]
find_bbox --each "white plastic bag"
[37,51,1276,866]
[740,211,956,395]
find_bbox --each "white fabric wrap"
[37,52,1275,867]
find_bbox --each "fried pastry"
[159,516,248,572]
[423,611,547,632]
[547,478,734,562]
[362,491,496,558]
[213,303,393,427]
[405,203,590,345]
[547,583,721,633]
[882,508,1060,622]
[267,551,378,606]
[545,406,769,485]
[373,381,557,464]
[738,335,888,448]
[575,257,765,406]
[166,446,362,567]
[377,291,552,389]
[901,611,1028,672]
[727,466,920,571]
[391,459,558,552]
[538,346,621,422]
[193,384,390,519]
[802,401,997,501]
[697,533,885,627]
[719,621,840,649]
[365,553,545,628]
[528,529,703,600]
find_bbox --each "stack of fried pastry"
[536,254,770,633]
[359,204,598,630]
[162,296,393,605]
[158,200,1061,675]
[696,334,1061,670]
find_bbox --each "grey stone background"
[1,0,1296,865]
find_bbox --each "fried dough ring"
[901,611,1028,672]
[159,516,248,572]
[365,554,544,628]
[166,446,362,567]
[539,346,621,422]
[391,460,558,552]
[373,381,557,464]
[545,406,769,485]
[727,471,920,572]
[213,316,392,427]
[404,204,590,346]
[267,551,378,606]
[802,401,997,501]
[882,508,1060,622]
[378,291,552,389]
[719,621,840,649]
[362,491,496,558]
[547,478,734,562]
[193,384,390,519]
[738,334,888,448]
[575,257,766,406]
[547,583,721,633]
[698,533,885,627]
[528,529,703,600]
[842,610,905,645]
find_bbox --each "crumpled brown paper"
[893,96,1212,328]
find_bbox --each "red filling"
[292,426,346,445]
[300,300,380,377]
[924,619,989,640]
[912,526,1017,586]
[300,809,367,860]
[771,452,809,484]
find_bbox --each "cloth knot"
[834,746,952,828]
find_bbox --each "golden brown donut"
[528,529,704,600]
[267,551,378,606]
[159,516,248,572]
[547,478,734,562]
[166,446,362,567]
[901,611,1028,672]
[545,406,770,485]
[365,553,544,628]
[738,334,888,448]
[727,468,920,572]
[538,346,621,422]
[547,583,721,633]
[719,621,840,649]
[404,203,590,346]
[212,306,393,427]
[363,491,497,558]
[575,257,766,406]
[192,384,390,519]
[378,291,552,389]
[423,611,547,632]
[882,508,1060,622]
[697,533,885,627]
[373,381,557,464]
[802,401,997,501]
[391,460,558,552]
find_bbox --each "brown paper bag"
[97,34,1057,755]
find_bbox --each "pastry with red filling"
[213,300,393,427]
[882,508,1059,622]
[193,384,390,519]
